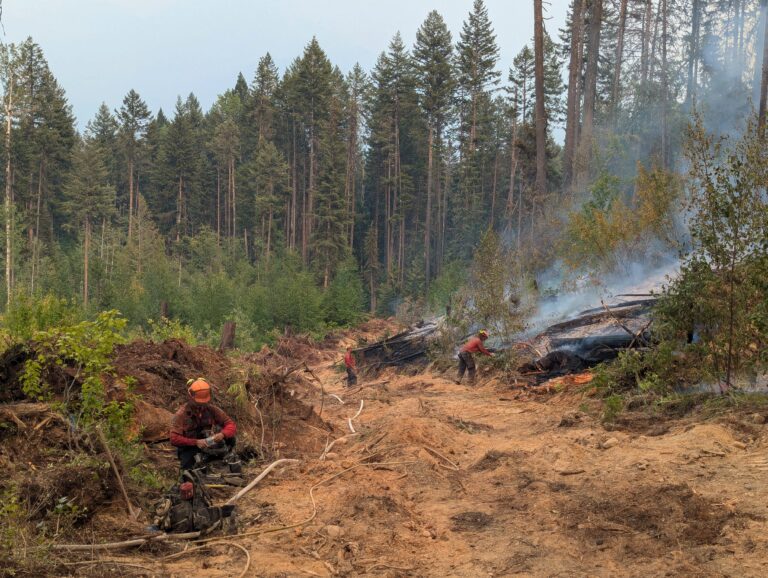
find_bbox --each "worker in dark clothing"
[344,346,358,387]
[457,329,494,385]
[170,378,237,470]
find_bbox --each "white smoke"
[526,256,679,332]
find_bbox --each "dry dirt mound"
[111,339,231,409]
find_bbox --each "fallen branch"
[63,560,156,573]
[225,458,300,505]
[367,563,416,573]
[49,531,202,552]
[423,446,459,470]
[329,394,344,404]
[161,540,251,578]
[96,426,140,520]
[558,468,586,476]
[319,433,361,460]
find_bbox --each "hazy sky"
[3,0,570,127]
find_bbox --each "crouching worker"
[457,329,494,386]
[170,378,237,470]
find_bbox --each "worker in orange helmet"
[344,346,358,387]
[170,378,237,470]
[456,329,494,386]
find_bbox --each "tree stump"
[160,301,169,319]
[219,321,236,351]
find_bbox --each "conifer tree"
[240,139,290,264]
[61,136,115,307]
[367,33,422,289]
[414,10,454,293]
[456,0,501,152]
[117,89,151,239]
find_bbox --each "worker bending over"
[457,329,494,385]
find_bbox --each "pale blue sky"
[3,0,570,126]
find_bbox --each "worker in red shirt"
[344,346,358,387]
[170,378,237,470]
[457,329,494,385]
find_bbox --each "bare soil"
[8,322,768,577]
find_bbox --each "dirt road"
[152,366,768,577]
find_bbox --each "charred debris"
[354,296,656,383]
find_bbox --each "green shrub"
[323,260,364,327]
[145,317,197,344]
[3,293,83,342]
[21,310,128,428]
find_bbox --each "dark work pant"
[346,367,357,386]
[177,436,236,470]
[457,351,476,384]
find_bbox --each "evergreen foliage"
[0,3,764,353]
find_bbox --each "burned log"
[355,320,440,372]
[520,296,656,382]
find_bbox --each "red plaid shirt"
[170,402,236,447]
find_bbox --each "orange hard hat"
[187,378,211,403]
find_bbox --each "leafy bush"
[21,310,128,428]
[145,316,198,345]
[655,116,768,387]
[562,163,681,275]
[3,293,83,342]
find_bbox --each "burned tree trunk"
[219,321,237,352]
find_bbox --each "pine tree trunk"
[385,160,392,276]
[216,167,221,243]
[686,0,701,108]
[127,158,134,240]
[31,159,44,296]
[435,136,443,273]
[231,156,237,240]
[4,74,13,307]
[290,117,297,251]
[394,107,402,282]
[611,0,628,121]
[176,175,183,243]
[506,87,520,231]
[648,1,661,82]
[563,0,585,192]
[759,0,768,136]
[660,0,669,168]
[440,144,450,265]
[534,0,548,197]
[83,216,90,308]
[489,149,499,228]
[266,208,273,265]
[425,126,434,296]
[305,114,316,264]
[577,0,602,186]
[641,0,653,85]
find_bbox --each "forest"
[2,1,768,575]
[0,0,766,351]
